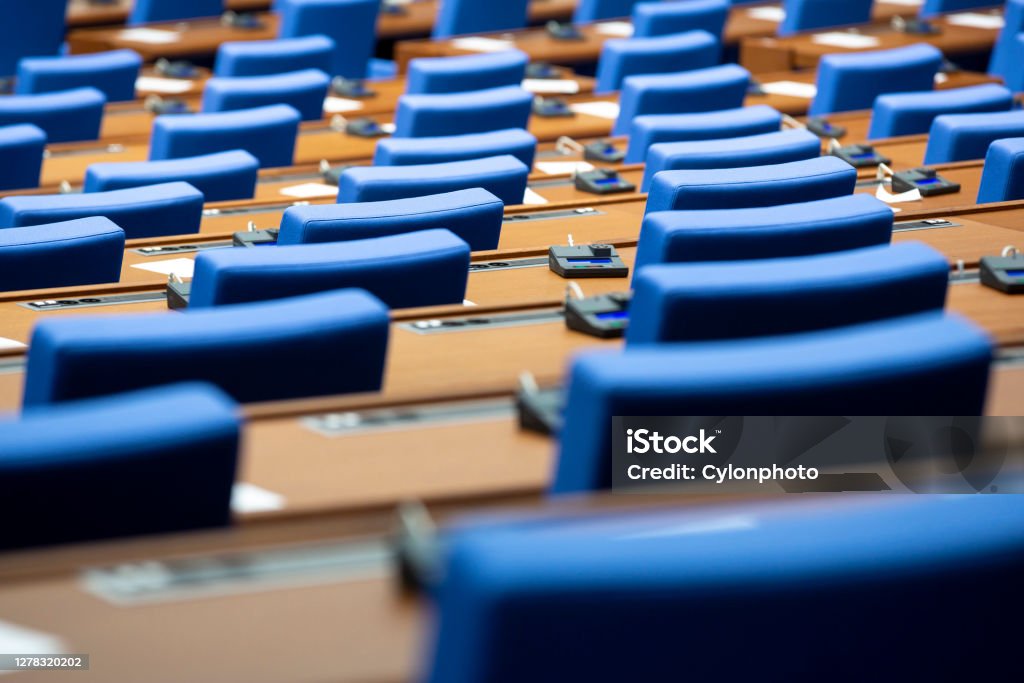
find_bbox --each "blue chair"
[149,104,301,168]
[201,69,330,121]
[279,188,504,249]
[16,50,142,103]
[374,129,536,168]
[595,31,720,94]
[189,230,470,309]
[338,155,530,205]
[0,182,204,239]
[921,0,1003,17]
[977,137,1024,203]
[277,0,380,79]
[778,0,873,35]
[626,105,782,164]
[641,129,822,191]
[0,0,67,78]
[628,242,949,344]
[634,194,893,269]
[433,0,529,38]
[0,88,106,144]
[23,289,390,406]
[83,150,259,202]
[214,35,335,77]
[0,124,46,191]
[810,44,943,116]
[1007,34,1024,92]
[0,383,239,550]
[406,51,528,95]
[553,313,992,493]
[924,110,1024,164]
[868,84,1014,139]
[0,217,124,292]
[393,86,533,138]
[614,64,749,135]
[574,0,640,22]
[631,0,730,38]
[424,496,1024,682]
[988,0,1024,87]
[130,0,223,23]
[645,156,857,213]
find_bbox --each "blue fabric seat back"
[977,137,1024,204]
[614,64,749,136]
[634,194,893,270]
[393,86,533,138]
[149,104,301,168]
[0,217,124,293]
[130,0,223,24]
[921,0,1002,16]
[406,51,528,95]
[16,50,142,103]
[279,188,504,249]
[595,30,720,94]
[277,0,380,79]
[989,0,1024,86]
[628,242,949,344]
[574,0,640,22]
[868,84,1014,139]
[553,313,992,493]
[778,0,873,35]
[433,0,529,38]
[631,0,730,38]
[0,87,106,144]
[84,150,259,202]
[214,35,335,77]
[0,0,67,77]
[337,155,529,206]
[641,129,821,191]
[190,229,470,308]
[201,69,330,121]
[374,129,536,168]
[810,44,943,116]
[626,105,782,164]
[0,383,239,550]
[924,110,1024,165]
[23,289,390,405]
[645,156,856,213]
[0,124,46,191]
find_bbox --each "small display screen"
[850,152,875,160]
[593,178,621,185]
[595,310,629,321]
[567,258,612,264]
[1006,270,1024,278]
[915,178,940,185]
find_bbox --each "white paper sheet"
[812,32,881,49]
[535,161,595,175]
[747,6,785,22]
[569,101,621,120]
[450,37,515,52]
[880,0,923,6]
[135,76,193,94]
[945,12,1005,30]
[0,621,65,676]
[131,258,195,279]
[876,184,922,204]
[759,81,818,99]
[522,188,549,205]
[117,28,181,44]
[323,97,365,114]
[521,78,580,95]
[594,21,635,37]
[231,483,286,514]
[0,338,25,352]
[279,182,339,199]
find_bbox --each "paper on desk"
[935,72,949,85]
[946,12,1005,30]
[521,78,580,95]
[569,101,621,120]
[535,161,595,175]
[522,188,549,205]
[594,21,634,37]
[279,182,339,199]
[880,0,923,6]
[450,36,515,52]
[747,6,785,22]
[875,184,922,204]
[759,81,818,99]
[131,258,195,279]
[231,483,286,514]
[0,621,65,676]
[117,28,181,44]
[323,97,365,114]
[0,338,25,352]
[811,32,881,49]
[135,76,193,94]
[380,122,397,134]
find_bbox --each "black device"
[549,243,629,278]
[321,164,352,185]
[166,281,191,310]
[144,96,191,115]
[525,62,562,80]
[564,291,631,338]
[332,77,376,99]
[516,385,565,435]
[805,117,846,140]
[894,17,939,35]
[979,254,1024,294]
[533,96,575,118]
[154,59,198,79]
[583,139,626,163]
[546,20,584,40]
[221,11,265,29]
[574,168,635,195]
[233,228,279,247]
[344,118,390,137]
[380,0,408,15]
[830,144,891,168]
[891,167,961,197]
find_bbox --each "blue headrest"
[921,0,999,17]
[645,156,857,213]
[24,289,390,406]
[84,150,259,202]
[628,243,949,345]
[778,0,873,35]
[0,182,204,239]
[0,0,66,77]
[978,137,1024,204]
[614,64,749,136]
[201,69,330,122]
[16,50,142,103]
[641,129,822,191]
[130,0,223,24]
[1009,35,1024,92]
[190,230,470,309]
[393,86,533,138]
[631,0,730,38]
[425,496,1024,682]
[0,87,106,144]
[0,217,125,293]
[810,44,943,116]
[626,105,782,164]
[869,84,1014,139]
[0,383,239,550]
[924,110,1024,165]
[553,313,992,493]
[574,0,640,23]
[338,155,530,205]
[214,35,335,77]
[406,50,529,95]
[433,0,529,38]
[374,128,536,168]
[278,0,380,79]
[595,30,720,94]
[988,0,1024,85]
[0,124,46,191]
[279,188,504,249]
[150,104,301,168]
[634,194,893,270]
